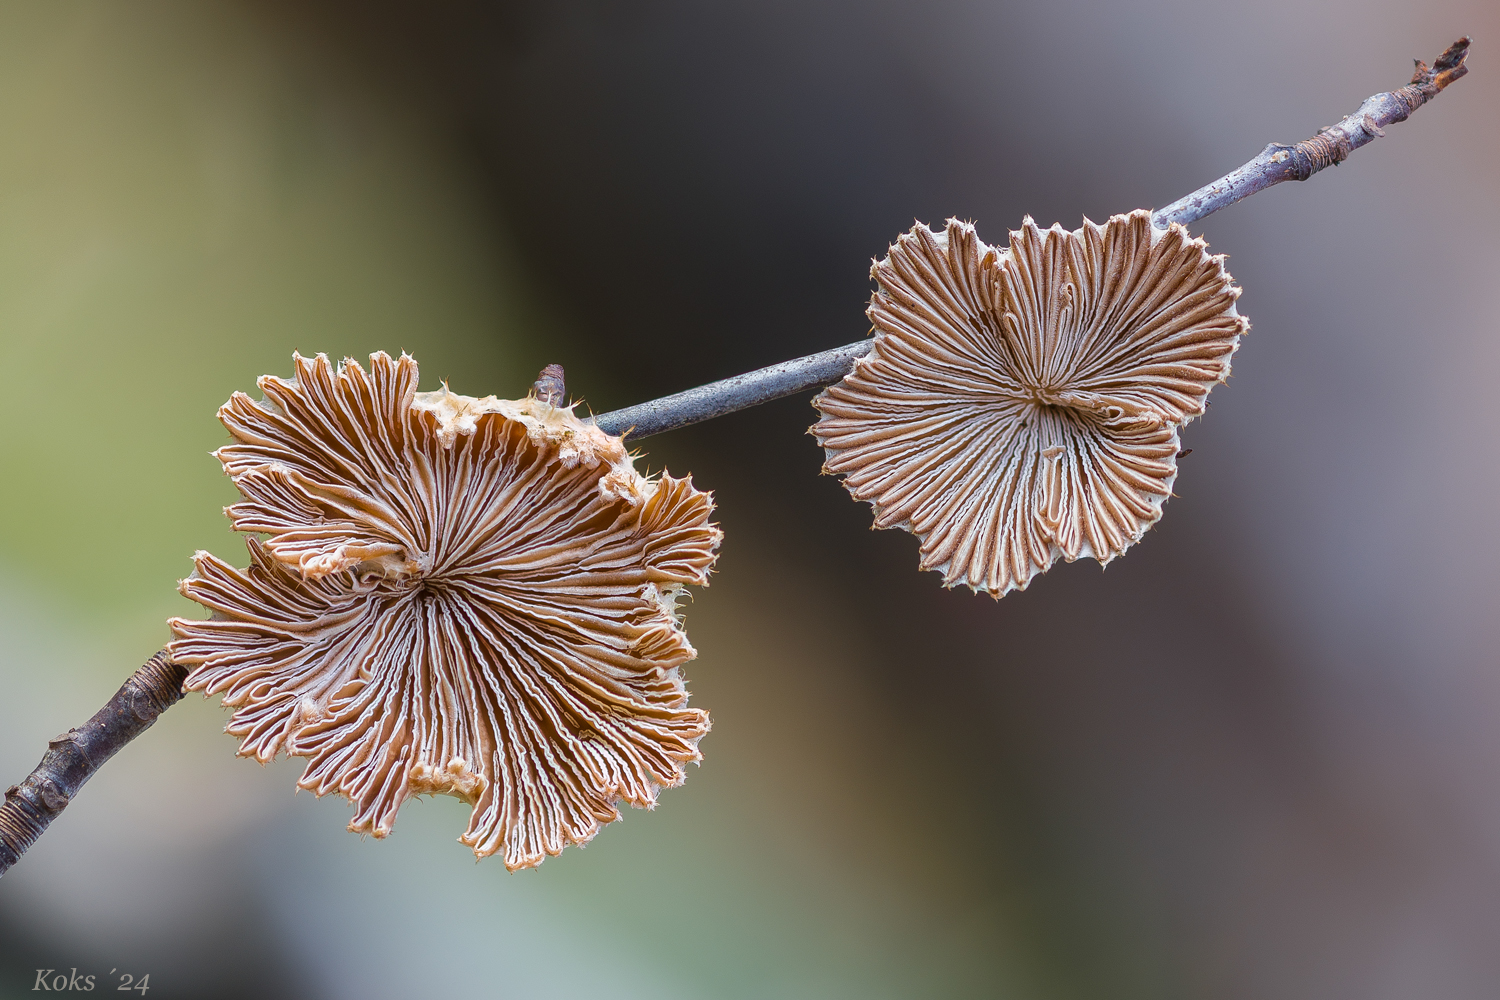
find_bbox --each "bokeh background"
[2,2,1497,997]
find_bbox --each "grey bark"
[0,652,186,878]
[1153,37,1470,228]
[592,341,875,441]
[591,37,1470,443]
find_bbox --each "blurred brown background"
[2,2,1497,997]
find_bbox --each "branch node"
[1153,36,1471,228]
[36,779,69,812]
[532,364,567,407]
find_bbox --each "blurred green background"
[0,5,1026,997]
[3,2,1498,998]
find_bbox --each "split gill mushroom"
[168,352,721,870]
[812,210,1247,596]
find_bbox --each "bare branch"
[592,340,874,440]
[1153,36,1470,229]
[0,651,185,878]
[593,37,1472,443]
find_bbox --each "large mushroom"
[812,210,1247,596]
[169,352,721,870]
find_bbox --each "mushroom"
[169,352,721,870]
[812,210,1247,596]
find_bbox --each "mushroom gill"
[169,352,721,870]
[812,210,1247,596]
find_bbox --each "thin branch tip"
[594,40,1471,443]
[1153,36,1473,229]
[1425,36,1471,90]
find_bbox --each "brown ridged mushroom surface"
[813,210,1247,596]
[169,352,721,870]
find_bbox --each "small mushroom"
[169,352,721,870]
[813,210,1246,596]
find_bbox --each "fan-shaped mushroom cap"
[813,210,1247,596]
[169,352,721,870]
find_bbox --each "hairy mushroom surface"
[813,210,1247,596]
[169,352,721,870]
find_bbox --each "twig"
[531,363,567,406]
[590,36,1470,442]
[0,651,186,878]
[1153,36,1470,228]
[0,36,1472,878]
[592,340,875,440]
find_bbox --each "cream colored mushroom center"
[408,757,488,804]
